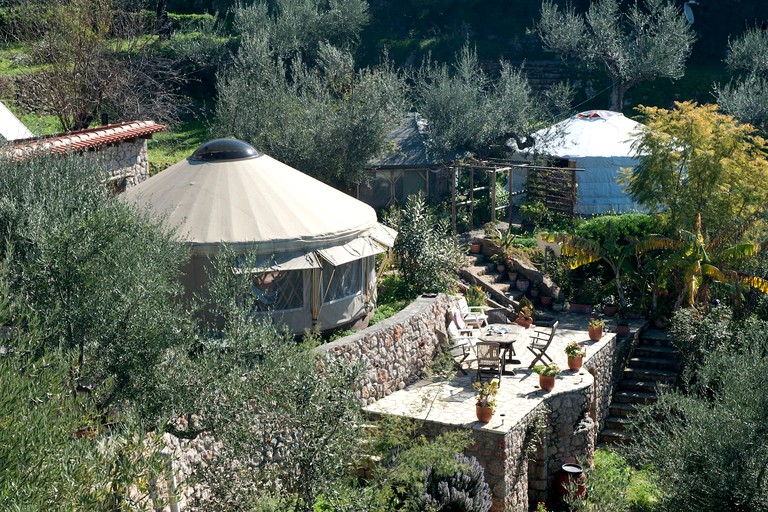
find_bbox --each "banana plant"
[541,222,637,310]
[635,214,768,309]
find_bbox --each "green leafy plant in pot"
[472,379,499,422]
[564,341,586,370]
[588,317,605,341]
[532,363,560,391]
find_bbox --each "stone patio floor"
[364,312,645,433]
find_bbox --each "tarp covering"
[0,101,33,141]
[532,110,646,215]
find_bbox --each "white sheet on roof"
[0,101,33,141]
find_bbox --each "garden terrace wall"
[315,294,459,406]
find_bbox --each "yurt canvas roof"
[531,110,645,215]
[0,101,33,141]
[124,139,395,261]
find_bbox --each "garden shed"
[528,110,645,215]
[359,112,453,210]
[123,138,396,334]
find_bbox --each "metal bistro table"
[479,323,528,376]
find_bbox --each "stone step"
[637,334,675,348]
[599,428,635,445]
[641,327,669,341]
[613,390,658,405]
[604,415,634,431]
[623,367,678,384]
[633,344,680,360]
[617,379,663,393]
[627,356,681,371]
[608,402,640,418]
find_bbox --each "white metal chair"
[457,296,488,328]
[527,321,559,368]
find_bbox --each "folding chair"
[475,341,502,386]
[527,321,559,368]
[438,320,476,375]
[457,296,488,329]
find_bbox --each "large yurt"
[124,138,397,333]
[530,110,646,215]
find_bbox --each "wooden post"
[451,164,457,234]
[508,167,514,226]
[469,165,474,230]
[491,168,497,223]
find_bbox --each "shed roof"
[368,112,452,169]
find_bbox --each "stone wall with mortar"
[316,294,459,406]
[83,139,151,190]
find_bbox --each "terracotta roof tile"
[7,120,166,160]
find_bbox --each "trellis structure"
[450,157,584,232]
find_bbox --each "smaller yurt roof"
[533,110,645,159]
[124,139,395,258]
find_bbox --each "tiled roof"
[8,120,166,159]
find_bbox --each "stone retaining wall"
[315,294,459,406]
[83,139,151,191]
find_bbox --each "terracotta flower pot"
[603,305,619,316]
[516,278,530,292]
[570,303,593,314]
[496,264,506,273]
[476,405,493,423]
[507,271,518,282]
[539,374,556,391]
[540,296,552,307]
[557,463,587,501]
[588,326,603,341]
[567,355,583,371]
[616,324,630,335]
[515,317,533,328]
[470,242,481,254]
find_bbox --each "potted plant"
[602,296,619,316]
[564,341,586,370]
[490,253,506,273]
[532,363,560,391]
[615,314,630,335]
[552,296,565,312]
[540,293,553,307]
[529,280,540,299]
[506,259,518,282]
[515,297,535,328]
[466,285,487,308]
[588,317,604,341]
[472,379,499,423]
[571,276,603,314]
[470,241,481,254]
[516,276,530,292]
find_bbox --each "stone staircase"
[460,252,526,310]
[600,328,681,445]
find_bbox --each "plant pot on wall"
[476,405,493,423]
[567,355,583,371]
[515,317,533,328]
[539,374,555,391]
[588,326,603,341]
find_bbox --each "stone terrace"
[364,313,644,512]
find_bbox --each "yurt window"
[250,271,304,311]
[322,260,363,303]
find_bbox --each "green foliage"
[386,193,464,294]
[532,363,559,376]
[519,198,549,230]
[216,0,404,189]
[626,318,768,512]
[574,214,665,246]
[669,306,734,375]
[564,450,659,512]
[717,27,768,131]
[418,454,492,512]
[624,101,768,242]
[367,416,473,511]
[536,0,693,110]
[414,43,570,156]
[465,285,487,307]
[0,152,192,427]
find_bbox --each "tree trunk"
[609,81,626,112]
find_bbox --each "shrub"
[386,193,464,294]
[418,454,492,512]
[574,213,665,245]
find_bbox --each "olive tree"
[536,0,694,111]
[717,27,768,132]
[216,0,405,190]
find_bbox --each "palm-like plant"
[636,215,768,309]
[542,222,636,310]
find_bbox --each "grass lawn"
[147,118,209,170]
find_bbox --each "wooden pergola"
[451,157,584,232]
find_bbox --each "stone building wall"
[84,139,151,191]
[315,294,459,406]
